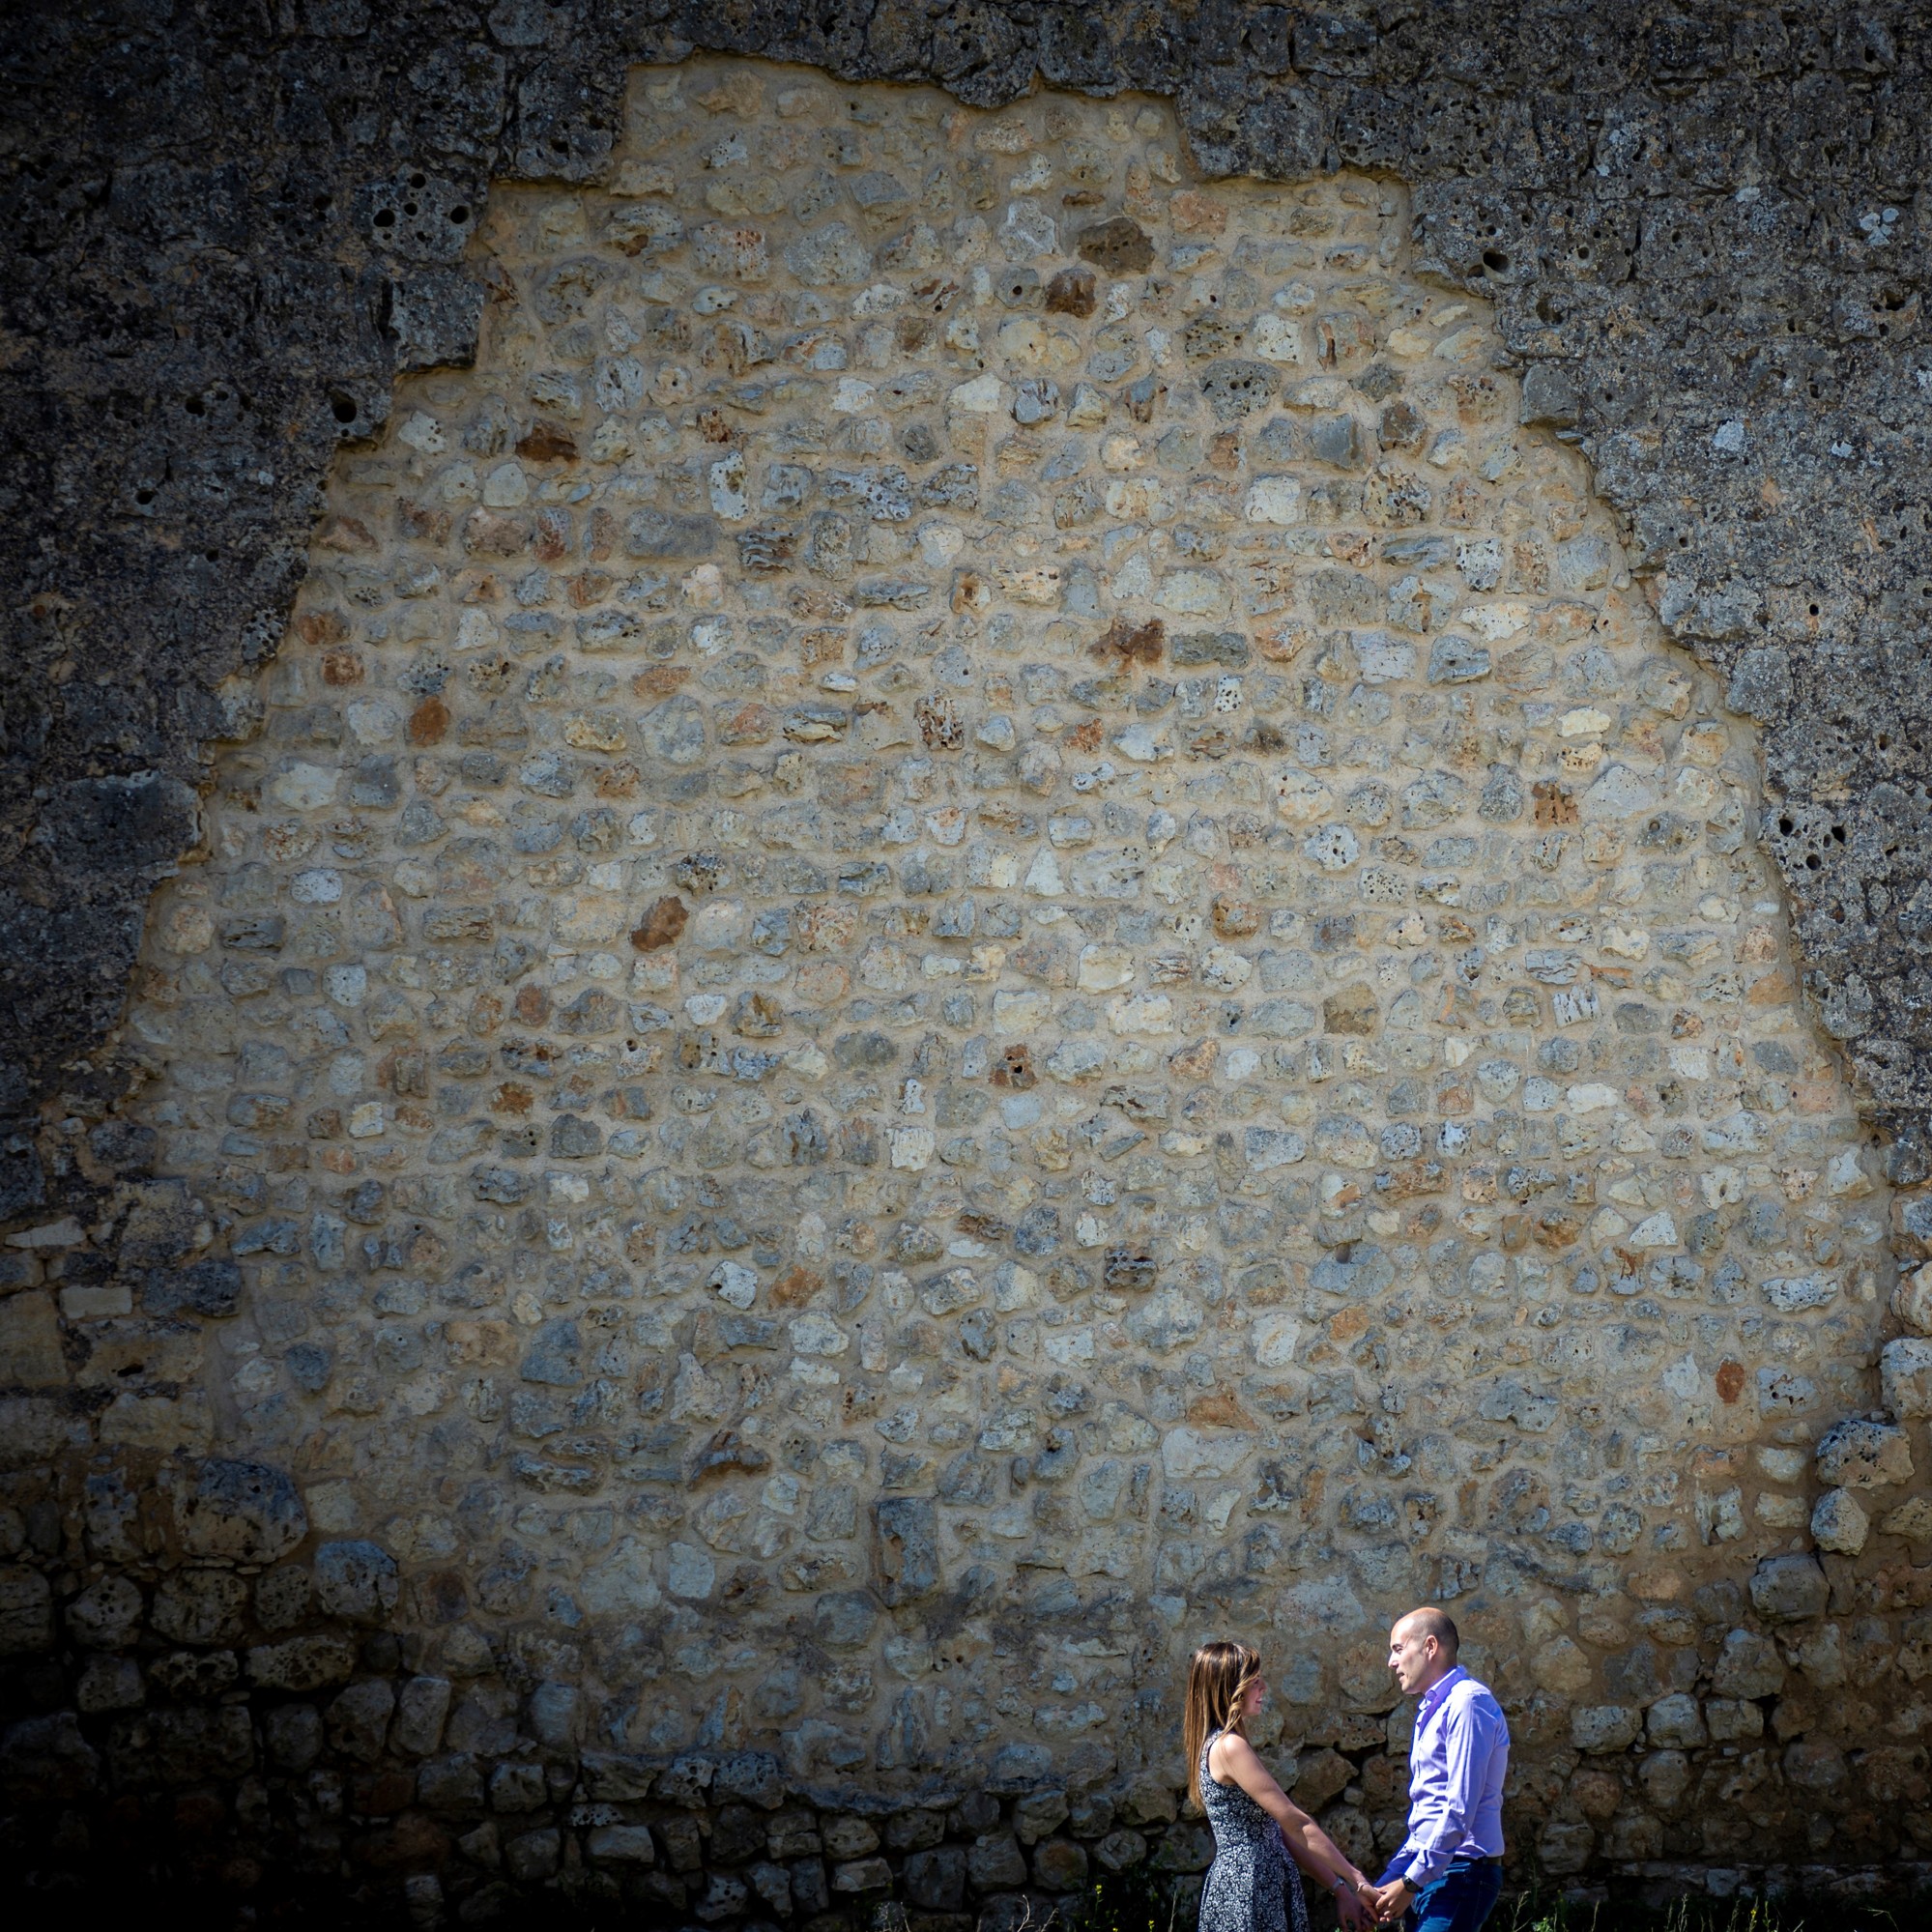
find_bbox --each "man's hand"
[1370,1879,1413,1924]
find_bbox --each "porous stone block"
[587,1825,656,1865]
[1712,1631,1786,1700]
[245,1635,357,1692]
[505,1828,561,1881]
[0,1567,53,1654]
[905,1846,966,1908]
[0,1713,101,1802]
[173,1457,308,1562]
[326,1680,397,1763]
[966,1833,1028,1889]
[1812,1488,1869,1555]
[0,1295,66,1388]
[1033,1837,1090,1889]
[65,1574,142,1651]
[1646,1693,1706,1750]
[1818,1418,1914,1489]
[1883,1341,1932,1419]
[1749,1555,1829,1624]
[392,1676,452,1757]
[1894,1263,1932,1336]
[1571,1706,1641,1754]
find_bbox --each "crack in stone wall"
[6,53,1932,1924]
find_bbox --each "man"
[1369,1607,1509,1932]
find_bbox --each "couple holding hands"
[1185,1608,1511,1932]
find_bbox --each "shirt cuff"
[1403,1858,1433,1889]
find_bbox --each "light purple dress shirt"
[1397,1664,1509,1889]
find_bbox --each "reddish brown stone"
[1168,1038,1218,1079]
[1532,780,1578,825]
[992,1044,1036,1090]
[463,507,529,556]
[349,1812,449,1871]
[316,514,376,552]
[630,896,689,952]
[1170,189,1226,235]
[515,418,578,462]
[1044,265,1096,317]
[351,1770,417,1816]
[407,697,448,745]
[396,498,453,543]
[718,702,775,745]
[1532,1208,1581,1249]
[1323,984,1379,1035]
[1091,616,1165,666]
[173,1791,228,1839]
[1077,216,1154,274]
[1383,1161,1448,1199]
[533,505,568,562]
[295,608,350,648]
[791,585,852,620]
[1211,894,1261,938]
[771,1265,822,1308]
[1186,1387,1250,1428]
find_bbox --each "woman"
[1185,1640,1380,1932]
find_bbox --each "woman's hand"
[1335,1883,1374,1931]
[1321,1863,1382,1928]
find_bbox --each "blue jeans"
[1404,1857,1503,1932]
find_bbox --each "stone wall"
[7,55,1932,1925]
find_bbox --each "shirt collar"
[1415,1663,1467,1733]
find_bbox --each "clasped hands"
[1335,1875,1412,1927]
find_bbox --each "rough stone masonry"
[2,12,1932,1931]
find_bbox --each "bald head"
[1389,1605,1458,1695]
[1399,1606,1458,1658]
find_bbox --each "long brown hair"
[1183,1639,1263,1805]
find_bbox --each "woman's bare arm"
[1208,1732,1373,1908]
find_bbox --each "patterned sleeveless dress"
[1198,1729,1311,1932]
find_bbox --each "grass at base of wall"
[1053,1871,1911,1932]
[1485,1895,1905,1932]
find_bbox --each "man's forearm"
[1402,1800,1474,1888]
